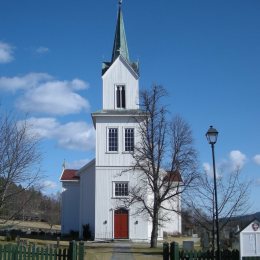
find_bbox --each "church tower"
[101,1,139,111]
[61,1,181,240]
[91,1,148,240]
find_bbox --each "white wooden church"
[60,2,182,241]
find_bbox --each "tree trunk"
[150,209,159,248]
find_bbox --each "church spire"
[102,1,139,76]
[111,0,129,62]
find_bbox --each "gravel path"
[111,241,134,260]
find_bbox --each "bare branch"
[124,85,198,247]
[0,111,42,220]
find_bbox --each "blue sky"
[0,0,259,213]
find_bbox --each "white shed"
[239,218,260,259]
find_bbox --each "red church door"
[114,208,129,239]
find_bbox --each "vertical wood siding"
[102,57,139,110]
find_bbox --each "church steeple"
[102,1,139,76]
[111,1,129,62]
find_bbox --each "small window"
[108,128,118,152]
[125,128,134,152]
[114,182,128,197]
[116,85,126,108]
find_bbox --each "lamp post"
[206,126,220,260]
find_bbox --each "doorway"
[114,208,129,239]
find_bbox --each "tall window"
[108,128,118,152]
[125,128,134,152]
[114,182,128,197]
[116,85,126,108]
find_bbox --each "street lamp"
[206,126,220,260]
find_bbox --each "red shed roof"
[60,169,79,181]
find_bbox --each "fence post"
[68,240,77,260]
[78,241,84,260]
[170,242,179,260]
[231,249,239,260]
[163,242,169,260]
[11,244,18,260]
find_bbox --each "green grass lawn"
[0,238,163,260]
[131,244,163,260]
[85,245,113,260]
[0,219,60,232]
[0,220,199,260]
[84,242,163,260]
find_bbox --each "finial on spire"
[62,159,66,170]
[119,0,122,6]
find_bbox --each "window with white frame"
[116,85,126,108]
[114,182,128,197]
[124,128,134,152]
[108,128,118,152]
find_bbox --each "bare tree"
[0,111,42,221]
[184,167,250,249]
[127,85,198,248]
[40,193,61,229]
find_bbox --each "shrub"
[82,224,92,240]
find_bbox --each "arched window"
[116,85,126,108]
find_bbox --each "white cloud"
[229,150,246,170]
[202,162,221,178]
[43,180,58,190]
[26,117,95,151]
[36,46,49,54]
[0,73,89,115]
[66,159,91,169]
[17,79,89,115]
[203,162,211,175]
[203,150,247,177]
[253,154,260,165]
[0,41,14,63]
[0,73,52,92]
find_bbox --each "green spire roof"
[102,1,139,76]
[111,2,129,62]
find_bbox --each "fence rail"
[0,240,84,260]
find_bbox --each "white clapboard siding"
[102,56,139,110]
[61,182,80,234]
[78,160,96,238]
[94,167,148,240]
[95,116,139,167]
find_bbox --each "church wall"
[95,116,139,167]
[147,220,164,241]
[79,162,95,238]
[163,196,182,234]
[146,192,164,240]
[94,167,149,241]
[162,211,182,235]
[102,57,139,110]
[146,188,181,238]
[61,182,80,234]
